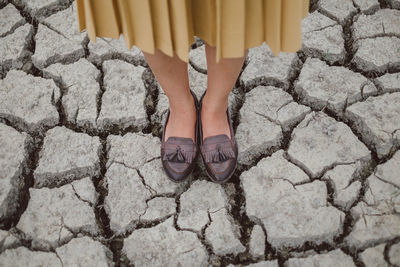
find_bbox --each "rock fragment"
[345,92,400,158]
[352,37,400,73]
[301,11,345,64]
[0,4,25,37]
[352,9,400,41]
[345,214,400,249]
[285,249,355,266]
[140,197,176,222]
[189,44,207,73]
[177,180,229,232]
[56,236,114,267]
[71,177,97,205]
[88,35,145,66]
[318,0,357,24]
[353,0,380,13]
[178,180,244,256]
[105,132,183,231]
[241,151,345,249]
[374,72,400,93]
[104,162,151,234]
[363,171,400,215]
[388,242,400,266]
[205,209,246,256]
[32,23,84,70]
[249,225,265,259]
[123,217,208,267]
[34,126,101,187]
[240,42,299,90]
[0,230,20,252]
[97,60,148,131]
[346,157,400,248]
[41,1,86,43]
[0,23,33,75]
[359,244,388,267]
[13,0,72,18]
[322,164,362,210]
[43,58,101,129]
[16,182,99,250]
[107,132,160,170]
[0,69,60,133]
[0,123,30,225]
[295,57,377,116]
[389,0,400,8]
[288,112,371,178]
[0,247,61,266]
[236,86,310,166]
[375,150,400,187]
[246,261,279,267]
[138,159,186,196]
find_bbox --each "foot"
[201,92,231,141]
[164,91,197,143]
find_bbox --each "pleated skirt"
[76,0,310,63]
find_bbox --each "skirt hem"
[77,0,309,63]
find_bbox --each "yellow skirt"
[76,0,310,63]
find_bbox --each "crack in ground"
[354,33,400,44]
[135,168,158,196]
[39,21,72,41]
[0,131,41,230]
[383,237,400,265]
[10,0,74,20]
[342,7,359,69]
[378,0,392,9]
[327,106,399,166]
[70,183,94,207]
[6,7,42,79]
[0,23,34,79]
[85,36,148,68]
[1,1,399,265]
[55,251,65,267]
[88,134,125,266]
[93,63,105,134]
[316,8,342,25]
[374,172,400,190]
[0,8,26,38]
[279,87,384,175]
[168,175,216,265]
[141,67,159,135]
[304,23,339,35]
[31,23,85,69]
[218,173,267,266]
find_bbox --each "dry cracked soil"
[0,0,400,266]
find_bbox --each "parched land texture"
[0,0,400,266]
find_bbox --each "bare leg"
[143,48,196,142]
[202,42,248,140]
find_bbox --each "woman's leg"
[202,42,248,140]
[143,48,196,141]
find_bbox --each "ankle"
[202,92,228,115]
[169,92,196,116]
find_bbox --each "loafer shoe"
[161,89,199,182]
[198,90,238,183]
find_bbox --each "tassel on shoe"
[163,145,195,163]
[204,144,235,163]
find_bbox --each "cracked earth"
[0,0,399,266]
